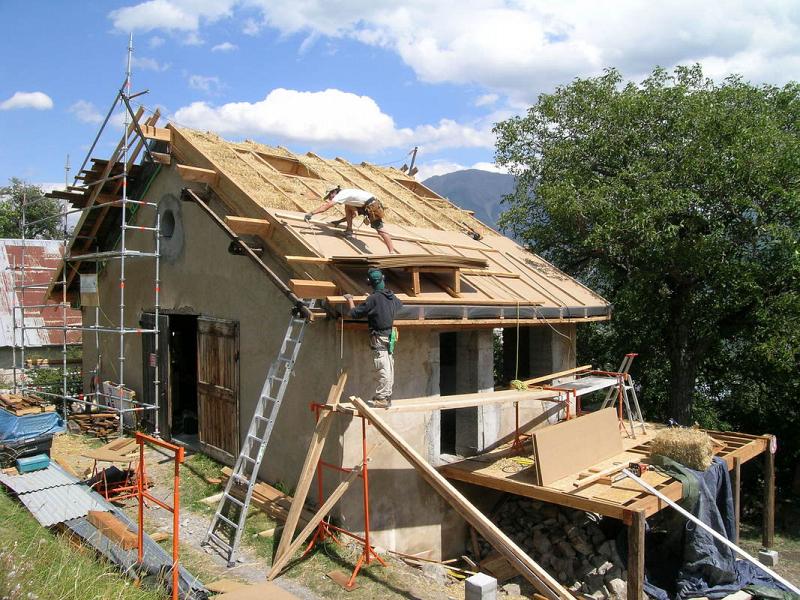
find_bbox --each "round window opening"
[161,209,176,239]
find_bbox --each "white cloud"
[68,100,104,124]
[108,1,800,103]
[211,41,237,52]
[109,0,235,32]
[414,160,508,182]
[245,0,800,102]
[172,87,494,152]
[132,56,171,72]
[242,17,261,35]
[188,75,221,93]
[475,93,499,107]
[149,35,165,48]
[0,91,53,111]
[183,31,204,45]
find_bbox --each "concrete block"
[465,572,497,600]
[758,549,779,566]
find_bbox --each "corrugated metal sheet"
[0,238,82,348]
[0,464,77,494]
[17,484,107,526]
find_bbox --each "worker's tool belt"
[361,197,385,222]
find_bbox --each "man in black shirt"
[344,268,403,408]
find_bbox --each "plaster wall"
[81,164,579,558]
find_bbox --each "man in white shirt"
[305,186,397,253]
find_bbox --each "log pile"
[68,413,120,438]
[0,392,55,416]
[472,497,628,599]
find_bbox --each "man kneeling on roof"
[305,186,398,254]
[344,268,403,408]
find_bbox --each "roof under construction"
[49,117,611,326]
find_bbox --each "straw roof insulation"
[178,128,495,235]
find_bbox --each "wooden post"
[762,437,775,549]
[732,457,741,544]
[627,510,645,600]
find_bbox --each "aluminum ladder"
[601,353,646,437]
[203,300,314,566]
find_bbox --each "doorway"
[168,314,199,445]
[439,332,459,455]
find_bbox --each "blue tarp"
[0,407,64,442]
[625,456,795,600]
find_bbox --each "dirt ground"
[51,433,483,600]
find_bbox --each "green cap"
[367,268,385,289]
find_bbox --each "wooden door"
[140,312,170,436]
[197,317,239,462]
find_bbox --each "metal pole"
[153,209,161,437]
[621,468,799,595]
[117,34,133,436]
[20,189,27,395]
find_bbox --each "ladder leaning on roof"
[600,353,646,437]
[202,300,315,566]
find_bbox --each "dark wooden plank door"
[197,317,240,462]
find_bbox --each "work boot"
[343,229,355,239]
[370,397,391,409]
[329,217,346,227]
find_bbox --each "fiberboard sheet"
[532,408,623,486]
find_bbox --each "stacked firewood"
[68,413,120,438]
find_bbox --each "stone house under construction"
[50,123,611,558]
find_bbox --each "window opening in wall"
[161,209,176,239]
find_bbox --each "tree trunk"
[666,295,698,425]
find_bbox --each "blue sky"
[2,1,800,187]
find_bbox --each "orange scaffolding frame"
[305,403,386,589]
[135,432,184,600]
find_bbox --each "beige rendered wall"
[81,165,578,558]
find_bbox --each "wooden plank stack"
[0,393,55,416]
[68,413,120,438]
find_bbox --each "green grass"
[0,491,166,600]
[180,452,223,510]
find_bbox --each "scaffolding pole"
[10,34,162,438]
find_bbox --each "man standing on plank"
[305,186,397,253]
[344,268,403,408]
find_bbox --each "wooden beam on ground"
[268,464,363,579]
[224,216,271,240]
[176,164,219,186]
[289,279,338,298]
[273,372,347,565]
[349,396,573,600]
[87,510,137,550]
[141,124,171,142]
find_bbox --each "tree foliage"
[0,178,63,239]
[495,66,800,481]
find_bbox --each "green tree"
[494,66,800,429]
[0,178,64,239]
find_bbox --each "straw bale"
[650,427,715,471]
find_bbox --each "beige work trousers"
[371,334,394,400]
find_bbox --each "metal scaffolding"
[10,36,163,436]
